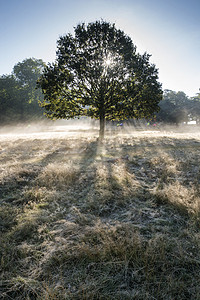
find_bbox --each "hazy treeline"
[0,58,45,125]
[0,57,200,126]
[157,90,200,125]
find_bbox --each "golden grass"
[154,181,200,219]
[1,128,200,299]
[37,163,79,189]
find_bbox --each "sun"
[105,58,112,66]
[103,54,114,68]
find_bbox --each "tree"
[188,93,200,124]
[157,90,190,124]
[0,58,45,124]
[38,20,163,139]
[0,75,19,123]
[13,58,45,121]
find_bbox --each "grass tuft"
[37,163,79,189]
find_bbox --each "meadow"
[0,123,200,299]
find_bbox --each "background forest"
[0,58,45,125]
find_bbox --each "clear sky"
[0,0,200,96]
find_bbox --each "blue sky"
[0,0,200,96]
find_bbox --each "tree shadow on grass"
[1,135,200,299]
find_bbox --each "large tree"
[38,20,163,139]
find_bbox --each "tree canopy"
[0,58,45,124]
[38,20,163,139]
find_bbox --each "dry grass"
[1,127,200,299]
[37,163,79,189]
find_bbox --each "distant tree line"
[157,90,200,125]
[0,56,200,126]
[0,58,45,125]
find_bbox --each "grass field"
[0,124,200,299]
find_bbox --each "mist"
[0,117,200,142]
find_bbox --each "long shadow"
[78,140,99,168]
[1,134,200,222]
[1,134,199,202]
[69,137,147,218]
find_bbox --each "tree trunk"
[99,114,105,141]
